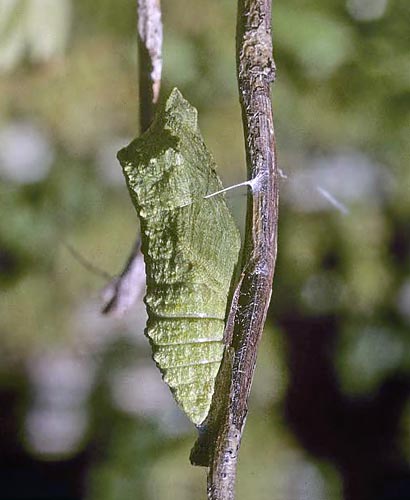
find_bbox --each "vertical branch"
[102,0,162,315]
[137,0,162,131]
[192,1,278,498]
[231,0,278,429]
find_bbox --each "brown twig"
[102,0,162,316]
[136,0,162,131]
[191,1,278,498]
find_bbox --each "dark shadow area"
[0,386,89,500]
[277,314,410,500]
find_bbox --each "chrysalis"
[118,88,240,425]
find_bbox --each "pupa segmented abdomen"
[118,88,240,426]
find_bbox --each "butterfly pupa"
[118,88,241,426]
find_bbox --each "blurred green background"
[1,1,410,499]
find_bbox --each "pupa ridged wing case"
[117,88,240,425]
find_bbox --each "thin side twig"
[102,0,162,316]
[191,1,278,498]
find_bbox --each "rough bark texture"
[191,1,278,498]
[102,0,162,315]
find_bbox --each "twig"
[101,238,146,315]
[102,0,162,316]
[191,1,278,498]
[136,0,163,132]
[62,240,114,281]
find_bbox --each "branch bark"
[136,0,162,132]
[102,0,162,315]
[191,1,278,498]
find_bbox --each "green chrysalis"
[118,88,240,425]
